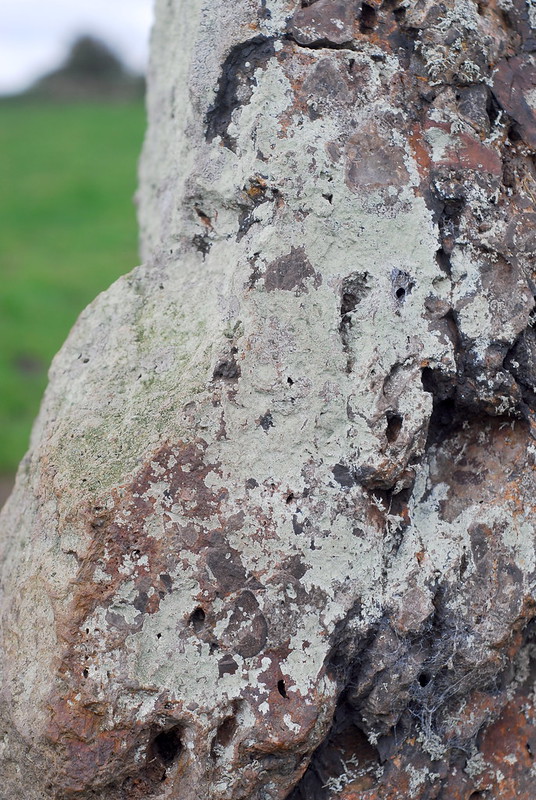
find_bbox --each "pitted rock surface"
[1,1,536,798]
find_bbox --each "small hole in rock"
[526,741,534,757]
[322,192,333,204]
[360,2,377,31]
[152,727,183,765]
[341,292,358,315]
[286,493,295,504]
[386,414,403,443]
[392,270,414,302]
[418,672,431,687]
[435,248,452,274]
[287,376,294,385]
[157,633,162,639]
[508,125,521,143]
[212,715,238,755]
[195,207,212,226]
[277,679,288,698]
[190,607,206,632]
[83,668,89,678]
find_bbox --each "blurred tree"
[60,36,126,80]
[28,35,145,101]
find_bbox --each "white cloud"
[0,0,155,94]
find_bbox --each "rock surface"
[1,0,536,798]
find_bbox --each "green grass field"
[0,99,146,473]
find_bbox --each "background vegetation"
[0,98,146,474]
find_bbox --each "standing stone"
[1,1,536,798]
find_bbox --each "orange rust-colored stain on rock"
[46,695,149,794]
[440,680,536,799]
[423,120,503,176]
[432,418,530,521]
[47,695,103,746]
[340,771,412,800]
[42,431,338,797]
[409,123,432,184]
[443,689,501,743]
[44,438,235,789]
[478,694,536,792]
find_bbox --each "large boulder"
[1,1,536,798]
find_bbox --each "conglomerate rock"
[1,1,536,798]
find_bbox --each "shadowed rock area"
[1,0,536,798]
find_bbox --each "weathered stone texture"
[1,0,536,798]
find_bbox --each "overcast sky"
[1,0,155,94]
